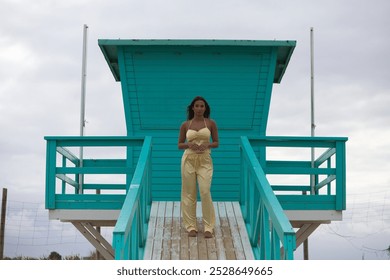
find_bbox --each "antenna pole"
[303,27,316,261]
[310,27,316,195]
[79,24,88,193]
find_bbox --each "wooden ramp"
[144,201,254,260]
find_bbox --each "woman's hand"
[197,143,209,153]
[188,142,199,151]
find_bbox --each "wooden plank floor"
[144,201,254,260]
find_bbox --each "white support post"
[79,24,88,194]
[310,27,316,195]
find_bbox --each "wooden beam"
[0,188,7,260]
[295,223,321,249]
[72,222,114,260]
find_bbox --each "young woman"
[178,96,219,238]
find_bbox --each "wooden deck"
[144,201,254,260]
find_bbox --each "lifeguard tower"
[45,39,347,260]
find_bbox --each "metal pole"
[0,188,7,260]
[304,27,316,261]
[79,24,88,194]
[310,27,316,194]
[78,25,101,257]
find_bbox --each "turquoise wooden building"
[45,39,347,260]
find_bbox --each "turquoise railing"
[240,135,347,259]
[45,136,151,210]
[240,136,296,260]
[45,133,346,260]
[248,136,348,211]
[44,135,152,260]
[112,136,152,259]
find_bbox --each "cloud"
[1,0,389,259]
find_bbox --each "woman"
[178,96,219,238]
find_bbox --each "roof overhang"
[98,39,296,83]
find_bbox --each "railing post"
[336,140,346,210]
[327,157,332,194]
[239,147,245,209]
[45,140,57,209]
[61,156,66,194]
[259,202,270,259]
[271,228,281,260]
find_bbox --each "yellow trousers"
[181,152,215,233]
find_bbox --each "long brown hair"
[186,96,211,120]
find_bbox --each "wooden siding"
[116,44,278,201]
[149,133,244,201]
[121,46,274,131]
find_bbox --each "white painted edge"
[285,210,342,222]
[49,209,120,221]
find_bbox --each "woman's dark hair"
[187,96,211,120]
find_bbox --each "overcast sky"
[0,0,389,260]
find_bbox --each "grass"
[1,251,100,260]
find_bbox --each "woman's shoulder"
[206,118,217,127]
[180,120,190,129]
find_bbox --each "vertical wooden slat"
[171,201,181,260]
[143,202,158,259]
[189,216,199,260]
[218,202,236,260]
[260,202,270,260]
[205,236,218,260]
[180,216,189,260]
[232,202,254,259]
[225,202,245,260]
[213,202,226,260]
[194,203,207,259]
[151,202,165,259]
[196,218,208,260]
[162,201,173,260]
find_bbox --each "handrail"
[248,136,347,210]
[44,136,145,210]
[45,135,152,259]
[240,136,296,260]
[112,136,152,259]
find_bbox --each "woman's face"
[192,100,206,117]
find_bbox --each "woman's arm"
[178,122,189,150]
[208,119,219,149]
[178,121,198,150]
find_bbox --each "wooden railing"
[240,136,296,260]
[44,135,152,259]
[112,136,152,259]
[240,135,347,259]
[248,136,348,211]
[45,136,150,210]
[45,134,346,260]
